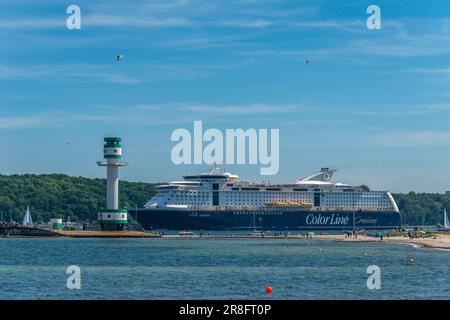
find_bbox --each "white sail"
[21,206,33,227]
[444,208,450,230]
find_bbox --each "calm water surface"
[0,236,449,299]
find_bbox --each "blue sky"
[1,0,450,192]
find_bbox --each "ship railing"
[188,205,393,211]
[192,205,268,211]
[310,207,392,212]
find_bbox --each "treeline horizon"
[0,173,449,226]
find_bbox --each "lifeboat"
[265,201,312,207]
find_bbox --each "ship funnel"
[296,168,337,183]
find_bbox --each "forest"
[0,173,448,226]
[0,174,155,223]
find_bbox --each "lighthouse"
[97,137,128,231]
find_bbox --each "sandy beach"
[294,233,450,250]
[166,232,450,250]
[343,234,450,250]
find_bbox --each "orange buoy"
[265,286,272,294]
[447,267,450,271]
[408,258,414,264]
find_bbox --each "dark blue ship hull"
[130,208,401,231]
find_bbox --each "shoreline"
[159,233,450,250]
[2,229,450,250]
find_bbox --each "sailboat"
[21,206,34,228]
[248,213,270,236]
[438,208,450,231]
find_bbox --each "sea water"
[0,236,449,299]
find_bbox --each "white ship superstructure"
[144,168,399,213]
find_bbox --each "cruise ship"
[130,168,401,230]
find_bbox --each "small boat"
[248,230,272,237]
[178,231,196,236]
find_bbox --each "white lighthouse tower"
[97,137,128,231]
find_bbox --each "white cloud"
[84,15,193,27]
[0,18,65,28]
[0,113,116,129]
[135,104,163,111]
[0,102,303,130]
[0,115,44,129]
[353,104,450,116]
[402,68,450,75]
[0,59,257,83]
[214,19,272,28]
[182,103,302,114]
[0,64,142,84]
[372,131,450,146]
